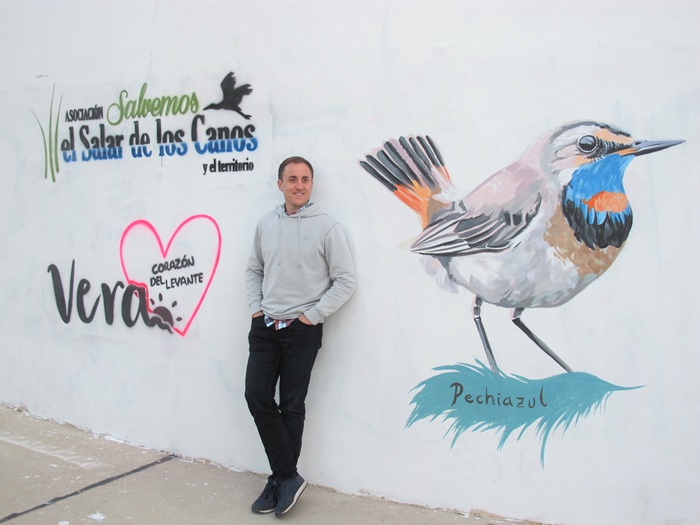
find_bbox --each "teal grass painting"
[31,84,62,183]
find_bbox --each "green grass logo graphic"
[31,84,62,182]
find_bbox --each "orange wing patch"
[394,182,435,228]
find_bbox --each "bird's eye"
[577,135,599,154]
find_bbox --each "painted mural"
[39,71,264,337]
[31,71,268,182]
[120,215,222,336]
[360,122,684,462]
[47,215,221,336]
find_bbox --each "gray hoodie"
[245,203,356,325]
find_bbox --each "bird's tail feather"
[360,135,453,228]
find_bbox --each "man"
[244,156,356,517]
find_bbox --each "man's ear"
[277,179,283,191]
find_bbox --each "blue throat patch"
[562,154,634,249]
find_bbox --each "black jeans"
[245,316,323,480]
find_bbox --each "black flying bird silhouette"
[204,72,253,120]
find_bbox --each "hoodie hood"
[273,202,326,218]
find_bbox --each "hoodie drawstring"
[296,214,302,267]
[277,215,282,265]
[276,213,303,267]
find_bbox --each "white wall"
[1,2,699,524]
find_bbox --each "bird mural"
[360,121,684,374]
[204,72,253,120]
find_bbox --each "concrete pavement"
[0,404,546,525]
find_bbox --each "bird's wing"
[411,161,545,256]
[228,83,253,104]
[220,72,236,93]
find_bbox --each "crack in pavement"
[0,454,174,523]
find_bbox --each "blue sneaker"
[251,476,277,514]
[274,474,307,517]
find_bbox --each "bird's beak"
[618,139,685,157]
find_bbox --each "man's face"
[278,162,313,214]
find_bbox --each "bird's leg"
[472,296,500,374]
[511,308,572,372]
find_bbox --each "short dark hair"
[278,156,314,181]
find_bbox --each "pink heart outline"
[119,214,222,337]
